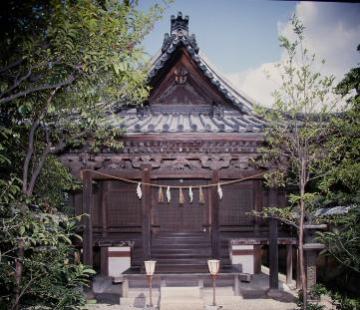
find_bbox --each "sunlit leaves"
[255,15,342,233]
[0,1,166,308]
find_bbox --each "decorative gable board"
[149,48,228,107]
[108,12,266,134]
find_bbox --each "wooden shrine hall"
[62,12,303,290]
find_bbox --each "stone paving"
[84,272,302,310]
[85,297,297,310]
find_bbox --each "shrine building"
[62,13,301,289]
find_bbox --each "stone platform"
[90,270,296,310]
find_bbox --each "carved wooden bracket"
[131,155,162,169]
[200,155,232,170]
[232,156,254,170]
[162,157,194,171]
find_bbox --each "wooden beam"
[82,170,93,267]
[89,169,264,181]
[141,165,151,261]
[211,170,220,259]
[268,188,279,289]
[86,170,142,180]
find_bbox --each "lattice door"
[152,179,208,232]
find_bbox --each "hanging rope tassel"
[166,186,171,203]
[136,182,142,199]
[158,187,164,203]
[217,183,223,200]
[179,188,185,205]
[199,187,205,204]
[188,186,193,203]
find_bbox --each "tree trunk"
[299,158,307,309]
[13,239,24,310]
[299,196,307,309]
[22,120,39,194]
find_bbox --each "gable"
[149,48,227,106]
[111,12,266,135]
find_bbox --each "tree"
[318,44,360,207]
[0,0,164,197]
[0,0,165,308]
[316,45,360,281]
[256,17,339,309]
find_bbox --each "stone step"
[152,258,210,264]
[160,301,205,310]
[151,248,212,254]
[151,241,211,247]
[160,296,204,310]
[151,251,212,258]
[202,286,235,296]
[203,295,243,305]
[125,289,161,298]
[160,286,202,298]
[153,232,209,236]
[155,264,209,273]
[119,296,159,306]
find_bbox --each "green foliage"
[0,199,92,309]
[255,15,339,224]
[317,208,360,273]
[256,16,340,308]
[317,46,360,206]
[0,0,166,308]
[296,289,325,310]
[35,156,81,214]
[330,290,360,310]
[296,285,327,310]
[297,283,360,310]
[310,284,328,300]
[315,45,360,291]
[0,0,165,197]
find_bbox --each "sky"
[139,0,360,106]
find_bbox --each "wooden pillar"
[211,170,220,259]
[296,248,301,289]
[306,251,317,290]
[286,244,293,285]
[253,180,263,273]
[82,170,93,267]
[268,188,279,289]
[253,180,263,236]
[141,165,151,261]
[100,181,108,276]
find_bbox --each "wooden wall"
[73,176,282,270]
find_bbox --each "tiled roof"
[148,13,261,115]
[110,105,265,134]
[112,12,265,135]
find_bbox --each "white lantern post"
[207,259,220,307]
[144,260,156,308]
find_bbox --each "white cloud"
[226,2,360,107]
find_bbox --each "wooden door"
[152,179,209,232]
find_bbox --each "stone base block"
[205,305,223,310]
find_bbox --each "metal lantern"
[207,259,220,276]
[144,260,156,308]
[208,259,220,307]
[144,260,156,276]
